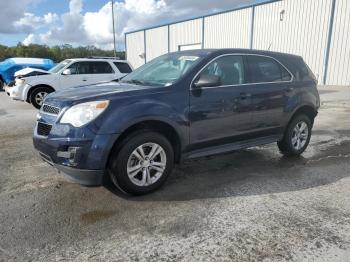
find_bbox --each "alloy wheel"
[291,121,309,150]
[127,143,167,187]
[35,91,48,106]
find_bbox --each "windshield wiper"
[122,79,145,85]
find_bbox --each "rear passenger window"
[90,62,114,74]
[114,62,132,73]
[200,55,245,86]
[246,56,292,83]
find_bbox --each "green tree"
[0,43,125,63]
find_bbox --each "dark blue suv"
[33,49,320,195]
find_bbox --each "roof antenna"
[267,43,272,51]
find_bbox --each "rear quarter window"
[114,62,132,74]
[294,57,317,82]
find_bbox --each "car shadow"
[104,140,350,202]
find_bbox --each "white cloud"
[0,0,32,33]
[23,33,38,46]
[14,12,58,33]
[69,0,83,14]
[0,0,54,34]
[19,0,261,49]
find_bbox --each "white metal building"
[125,0,350,86]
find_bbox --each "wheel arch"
[26,84,55,102]
[107,120,182,168]
[290,105,318,125]
[282,105,318,137]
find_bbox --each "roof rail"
[87,56,121,60]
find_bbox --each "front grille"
[37,122,52,136]
[42,104,60,115]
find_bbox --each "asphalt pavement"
[0,87,349,261]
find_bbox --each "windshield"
[49,60,71,73]
[121,53,202,87]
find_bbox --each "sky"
[0,0,267,51]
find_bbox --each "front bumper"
[38,151,105,185]
[4,83,27,100]
[33,124,119,186]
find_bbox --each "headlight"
[15,78,25,85]
[60,100,109,127]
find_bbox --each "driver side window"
[200,55,245,86]
[67,62,90,75]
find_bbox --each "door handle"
[240,93,252,100]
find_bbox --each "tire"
[29,86,53,109]
[278,114,312,156]
[108,131,174,195]
[0,79,4,90]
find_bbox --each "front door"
[189,55,254,148]
[59,61,94,89]
[59,61,116,89]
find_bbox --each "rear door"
[189,54,254,147]
[88,61,116,83]
[244,55,293,135]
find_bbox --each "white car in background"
[5,57,133,109]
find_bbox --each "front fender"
[22,83,34,101]
[22,76,58,98]
[90,99,189,147]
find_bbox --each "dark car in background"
[0,57,54,89]
[33,49,320,195]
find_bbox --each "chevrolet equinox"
[33,49,320,195]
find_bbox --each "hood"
[15,67,50,78]
[44,81,161,106]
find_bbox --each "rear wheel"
[29,86,53,109]
[278,114,312,156]
[108,131,174,195]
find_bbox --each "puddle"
[80,210,116,225]
[0,109,7,116]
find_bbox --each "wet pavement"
[0,87,350,261]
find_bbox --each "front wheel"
[29,86,53,109]
[108,131,174,195]
[278,114,312,156]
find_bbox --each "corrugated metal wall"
[126,31,145,69]
[125,0,350,86]
[204,8,252,49]
[145,26,169,62]
[327,0,350,86]
[169,18,203,52]
[253,0,332,82]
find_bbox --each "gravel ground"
[0,87,350,262]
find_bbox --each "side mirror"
[62,69,72,75]
[193,74,221,88]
